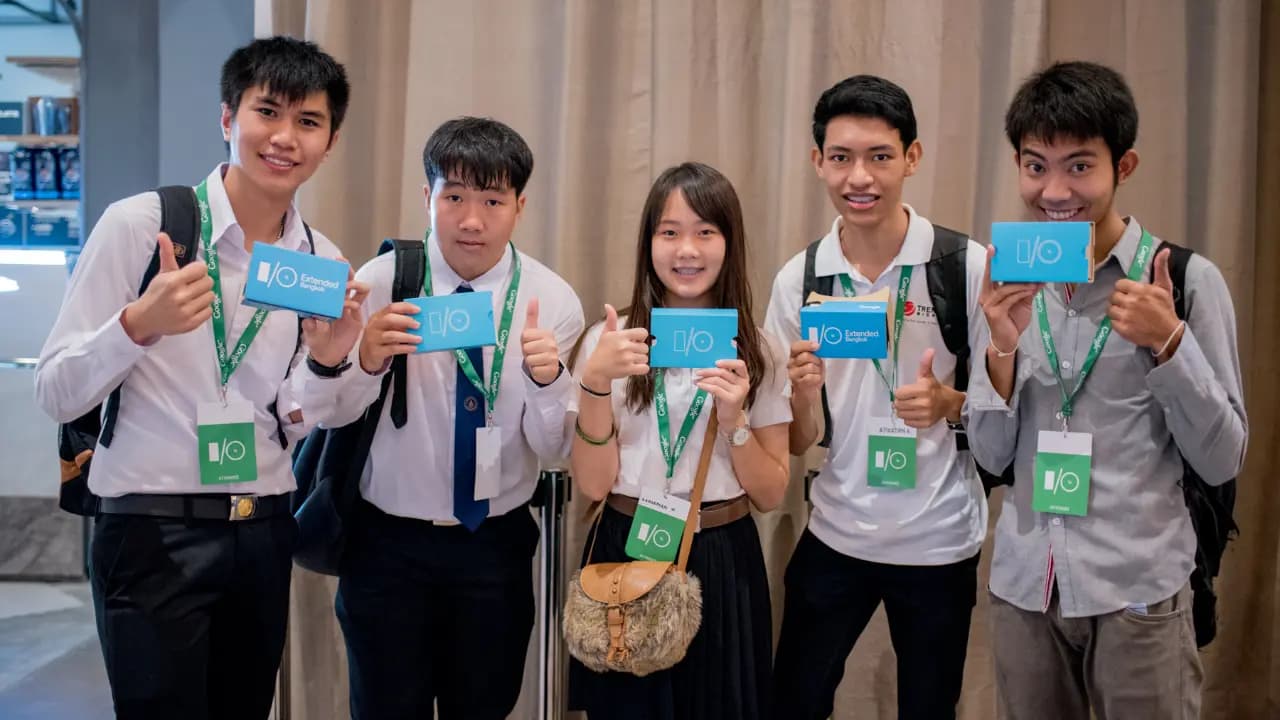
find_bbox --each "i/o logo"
[256,261,298,288]
[672,327,714,355]
[207,436,246,465]
[818,325,876,345]
[1016,235,1063,268]
[874,448,908,471]
[428,307,472,337]
[635,522,673,549]
[1043,466,1081,495]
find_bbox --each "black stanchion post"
[530,468,569,720]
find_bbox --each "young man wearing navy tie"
[329,116,585,719]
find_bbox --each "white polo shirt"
[764,206,988,566]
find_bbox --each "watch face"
[731,426,751,446]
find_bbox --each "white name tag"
[474,426,502,501]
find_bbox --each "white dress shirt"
[764,207,988,566]
[329,236,585,522]
[35,164,344,497]
[569,320,793,503]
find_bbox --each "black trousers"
[336,499,539,720]
[89,511,297,720]
[773,529,979,720]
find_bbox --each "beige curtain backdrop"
[270,0,1280,717]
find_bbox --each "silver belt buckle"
[229,495,258,521]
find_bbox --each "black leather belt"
[98,493,291,522]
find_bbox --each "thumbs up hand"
[120,232,215,345]
[521,296,564,386]
[893,348,964,429]
[581,304,651,394]
[1109,247,1183,359]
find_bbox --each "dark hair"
[1004,61,1138,170]
[812,75,918,150]
[220,35,351,135]
[622,163,769,413]
[422,117,535,195]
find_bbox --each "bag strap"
[100,185,200,448]
[801,238,836,449]
[384,238,426,429]
[676,413,719,573]
[266,221,316,450]
[582,413,722,571]
[925,225,971,392]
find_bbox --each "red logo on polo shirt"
[903,301,916,316]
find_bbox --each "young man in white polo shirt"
[35,37,364,719]
[766,75,988,720]
[327,117,584,720]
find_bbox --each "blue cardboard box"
[800,301,889,359]
[649,308,739,369]
[0,102,22,135]
[0,206,22,245]
[405,291,497,353]
[243,243,349,319]
[24,207,78,246]
[990,221,1094,283]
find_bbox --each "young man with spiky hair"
[330,116,584,719]
[967,61,1247,718]
[36,36,363,719]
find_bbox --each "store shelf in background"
[2,199,77,210]
[3,56,80,91]
[0,136,77,146]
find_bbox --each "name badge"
[990,221,1095,284]
[196,399,258,485]
[1032,430,1092,516]
[649,308,739,369]
[474,426,502,500]
[624,489,691,563]
[405,291,498,353]
[866,417,917,489]
[243,243,350,319]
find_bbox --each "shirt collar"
[203,164,305,252]
[1101,216,1148,275]
[813,204,935,279]
[426,232,515,294]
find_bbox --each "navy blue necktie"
[452,284,489,530]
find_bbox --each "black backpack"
[799,225,1015,495]
[291,238,425,575]
[56,185,313,517]
[1149,241,1238,648]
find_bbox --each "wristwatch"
[722,411,750,447]
[306,354,352,378]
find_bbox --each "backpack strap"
[267,221,316,450]
[924,225,971,392]
[99,186,200,448]
[801,238,836,448]
[382,238,426,429]
[1151,241,1192,321]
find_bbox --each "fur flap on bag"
[563,565,703,677]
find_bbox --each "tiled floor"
[0,582,113,719]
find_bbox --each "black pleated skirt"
[568,503,774,720]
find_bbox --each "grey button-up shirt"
[964,217,1248,617]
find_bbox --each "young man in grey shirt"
[965,61,1247,719]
